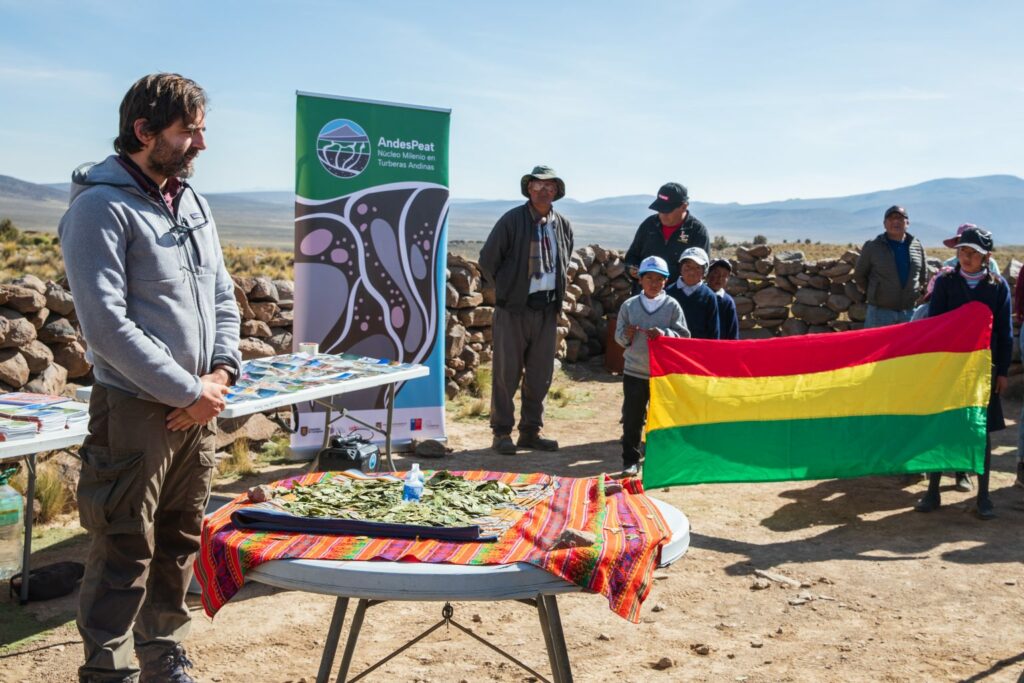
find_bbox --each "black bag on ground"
[9,561,85,602]
[312,434,380,473]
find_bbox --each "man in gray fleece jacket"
[59,73,240,683]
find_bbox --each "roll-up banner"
[292,92,450,454]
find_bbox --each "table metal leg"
[539,595,573,683]
[336,598,369,682]
[536,594,559,681]
[19,453,36,605]
[383,384,395,471]
[316,597,349,683]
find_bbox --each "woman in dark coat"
[915,227,1011,520]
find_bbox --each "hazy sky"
[1,1,1021,202]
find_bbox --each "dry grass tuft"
[217,437,257,479]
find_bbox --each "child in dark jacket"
[915,227,1011,520]
[706,258,740,340]
[666,247,720,339]
[615,256,689,476]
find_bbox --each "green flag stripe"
[642,407,987,488]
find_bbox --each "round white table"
[248,498,689,683]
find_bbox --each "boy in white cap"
[615,256,689,476]
[666,246,721,339]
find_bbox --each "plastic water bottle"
[402,463,424,503]
[0,476,24,581]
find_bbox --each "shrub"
[752,234,768,245]
[711,235,730,251]
[0,218,19,242]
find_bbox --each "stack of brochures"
[0,392,87,440]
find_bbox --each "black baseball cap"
[708,258,732,272]
[649,182,689,212]
[884,205,908,219]
[953,226,993,255]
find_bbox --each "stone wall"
[0,275,297,397]
[443,245,1023,393]
[444,246,634,398]
[4,244,1017,400]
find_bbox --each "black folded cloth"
[230,506,494,542]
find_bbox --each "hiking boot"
[1015,461,1024,489]
[914,492,941,513]
[140,644,195,683]
[974,496,996,520]
[491,434,517,455]
[621,463,639,477]
[954,472,974,492]
[517,432,559,451]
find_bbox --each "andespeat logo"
[316,119,371,178]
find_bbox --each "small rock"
[548,527,597,550]
[471,613,482,623]
[651,603,666,613]
[751,577,771,590]
[750,640,763,648]
[754,569,802,588]
[788,597,808,606]
[691,643,711,656]
[797,591,814,601]
[247,484,274,503]
[818,577,834,585]
[1005,579,1017,586]
[413,439,451,458]
[653,571,671,581]
[597,633,612,641]
[651,656,674,670]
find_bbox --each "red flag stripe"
[649,302,992,378]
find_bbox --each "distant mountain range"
[2,173,1023,249]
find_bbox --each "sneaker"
[974,496,996,520]
[914,492,941,513]
[516,432,559,451]
[491,434,517,455]
[954,472,974,492]
[140,644,195,683]
[621,463,639,477]
[1015,461,1024,489]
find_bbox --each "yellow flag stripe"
[647,349,991,430]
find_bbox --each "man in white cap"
[479,165,574,455]
[666,246,720,339]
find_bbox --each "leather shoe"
[954,472,973,492]
[975,496,996,520]
[492,435,517,455]
[517,432,559,451]
[914,493,940,513]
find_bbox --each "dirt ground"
[2,362,1023,683]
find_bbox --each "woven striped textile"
[195,470,671,622]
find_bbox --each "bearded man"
[59,73,240,683]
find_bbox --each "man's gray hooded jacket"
[58,156,241,408]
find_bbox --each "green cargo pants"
[76,385,216,682]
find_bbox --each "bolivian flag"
[643,302,992,488]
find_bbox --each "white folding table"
[246,498,690,683]
[78,362,430,471]
[0,402,89,604]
